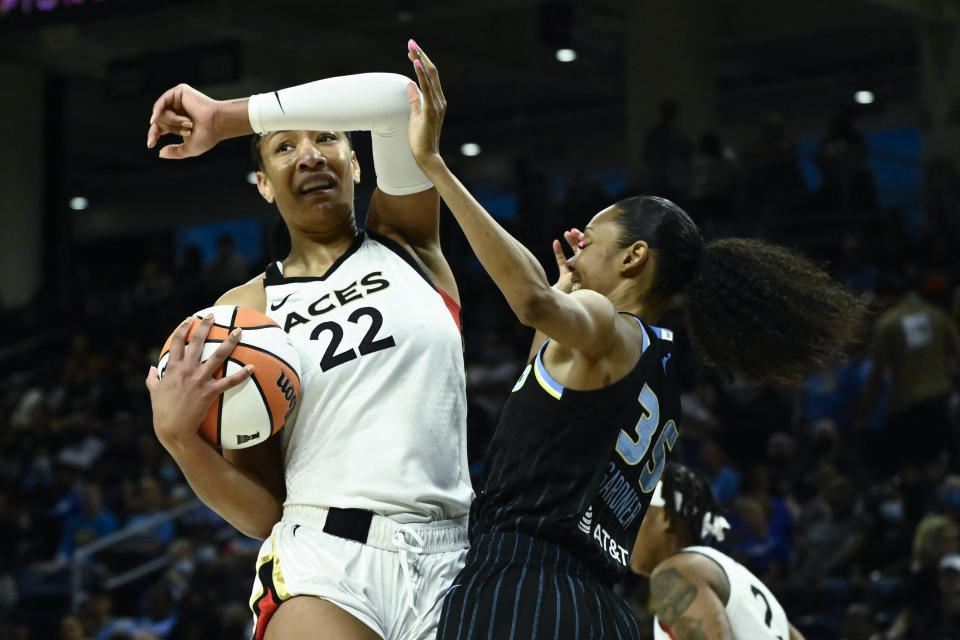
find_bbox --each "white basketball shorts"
[249,504,468,640]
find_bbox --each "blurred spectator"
[738,111,807,222]
[76,591,118,640]
[131,262,174,309]
[173,245,205,311]
[55,483,119,564]
[815,109,877,213]
[111,476,175,570]
[729,495,791,583]
[836,233,879,295]
[860,276,960,474]
[698,438,740,507]
[741,464,794,541]
[840,602,881,640]
[901,553,960,639]
[200,234,249,299]
[0,612,32,640]
[792,475,869,587]
[924,156,960,236]
[689,131,740,232]
[863,478,913,576]
[799,361,864,434]
[59,614,92,640]
[643,98,692,202]
[887,515,959,638]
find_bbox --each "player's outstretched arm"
[407,43,619,359]
[146,294,283,540]
[649,555,735,640]
[147,65,452,290]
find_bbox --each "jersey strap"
[262,233,365,284]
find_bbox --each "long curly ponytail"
[616,196,866,384]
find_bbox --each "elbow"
[250,528,273,542]
[242,518,278,542]
[376,72,417,117]
[237,503,282,541]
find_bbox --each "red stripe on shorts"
[253,587,281,640]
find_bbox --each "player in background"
[144,52,472,640]
[405,43,864,638]
[631,463,806,640]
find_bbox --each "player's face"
[255,131,361,232]
[566,206,625,296]
[629,505,671,576]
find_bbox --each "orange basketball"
[157,305,302,449]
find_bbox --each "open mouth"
[298,175,337,196]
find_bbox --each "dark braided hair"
[250,132,355,260]
[660,462,724,547]
[615,196,866,384]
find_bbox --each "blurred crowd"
[1,105,960,639]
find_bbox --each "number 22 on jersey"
[309,306,396,371]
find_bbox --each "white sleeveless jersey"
[263,231,473,523]
[653,546,790,640]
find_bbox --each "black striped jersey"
[470,315,680,583]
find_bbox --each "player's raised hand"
[147,83,223,159]
[406,39,447,168]
[552,227,585,293]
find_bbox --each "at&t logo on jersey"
[590,521,630,567]
[577,505,593,534]
[579,503,630,566]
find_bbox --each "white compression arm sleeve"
[248,73,431,196]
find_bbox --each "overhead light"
[460,143,481,157]
[246,171,258,185]
[69,196,89,211]
[555,48,577,63]
[854,90,874,104]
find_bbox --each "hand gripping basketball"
[148,306,302,450]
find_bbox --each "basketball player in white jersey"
[144,42,472,640]
[630,463,806,640]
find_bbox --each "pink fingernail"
[578,241,585,248]
[410,39,418,51]
[415,60,422,69]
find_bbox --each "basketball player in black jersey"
[406,45,865,638]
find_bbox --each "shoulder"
[928,304,955,328]
[365,228,459,304]
[215,273,267,312]
[542,289,617,327]
[653,550,730,604]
